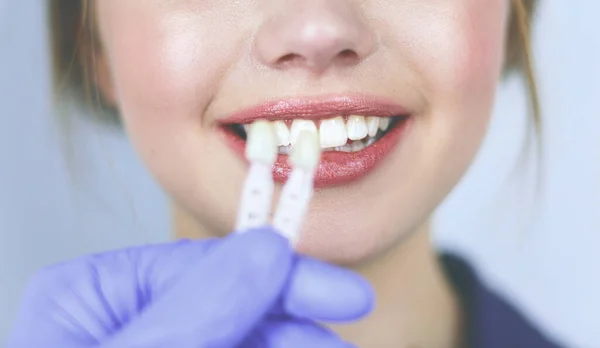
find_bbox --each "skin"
[92,0,511,346]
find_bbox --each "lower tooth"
[281,136,378,154]
[337,145,352,152]
[351,141,365,152]
[278,145,291,154]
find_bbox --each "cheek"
[389,1,510,200]
[96,4,244,136]
[412,1,508,106]
[401,1,508,155]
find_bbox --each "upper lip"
[220,94,411,125]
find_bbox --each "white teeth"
[242,115,393,154]
[366,117,379,137]
[319,117,348,148]
[379,117,390,131]
[346,115,368,140]
[273,120,291,146]
[290,119,318,146]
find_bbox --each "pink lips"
[219,94,413,187]
[222,94,410,123]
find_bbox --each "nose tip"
[254,4,375,74]
[277,22,363,68]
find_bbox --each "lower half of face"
[95,0,509,265]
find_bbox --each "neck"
[329,224,462,347]
[174,206,462,348]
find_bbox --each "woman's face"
[94,0,509,265]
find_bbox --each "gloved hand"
[7,228,373,348]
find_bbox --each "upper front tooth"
[272,120,290,146]
[346,115,368,140]
[366,117,379,137]
[319,117,348,148]
[379,117,390,131]
[290,119,318,146]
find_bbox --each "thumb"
[103,228,294,348]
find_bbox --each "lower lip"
[221,118,412,188]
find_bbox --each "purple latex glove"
[7,228,373,348]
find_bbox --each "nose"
[254,0,375,74]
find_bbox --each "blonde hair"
[49,0,540,129]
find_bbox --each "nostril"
[338,49,359,63]
[340,50,358,58]
[277,53,305,67]
[276,49,358,68]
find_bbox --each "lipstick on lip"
[219,94,412,187]
[220,94,410,124]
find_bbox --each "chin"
[284,184,412,267]
[294,222,391,267]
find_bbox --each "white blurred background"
[1,1,598,347]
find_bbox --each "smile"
[220,95,412,188]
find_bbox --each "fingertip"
[284,257,375,322]
[230,226,293,260]
[239,225,290,244]
[242,318,358,348]
[214,226,296,297]
[351,271,375,316]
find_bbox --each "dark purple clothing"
[441,255,564,348]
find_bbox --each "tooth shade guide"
[235,119,279,231]
[289,120,318,147]
[290,130,321,170]
[235,163,274,231]
[244,120,277,164]
[272,169,314,245]
[273,130,321,245]
[227,114,410,192]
